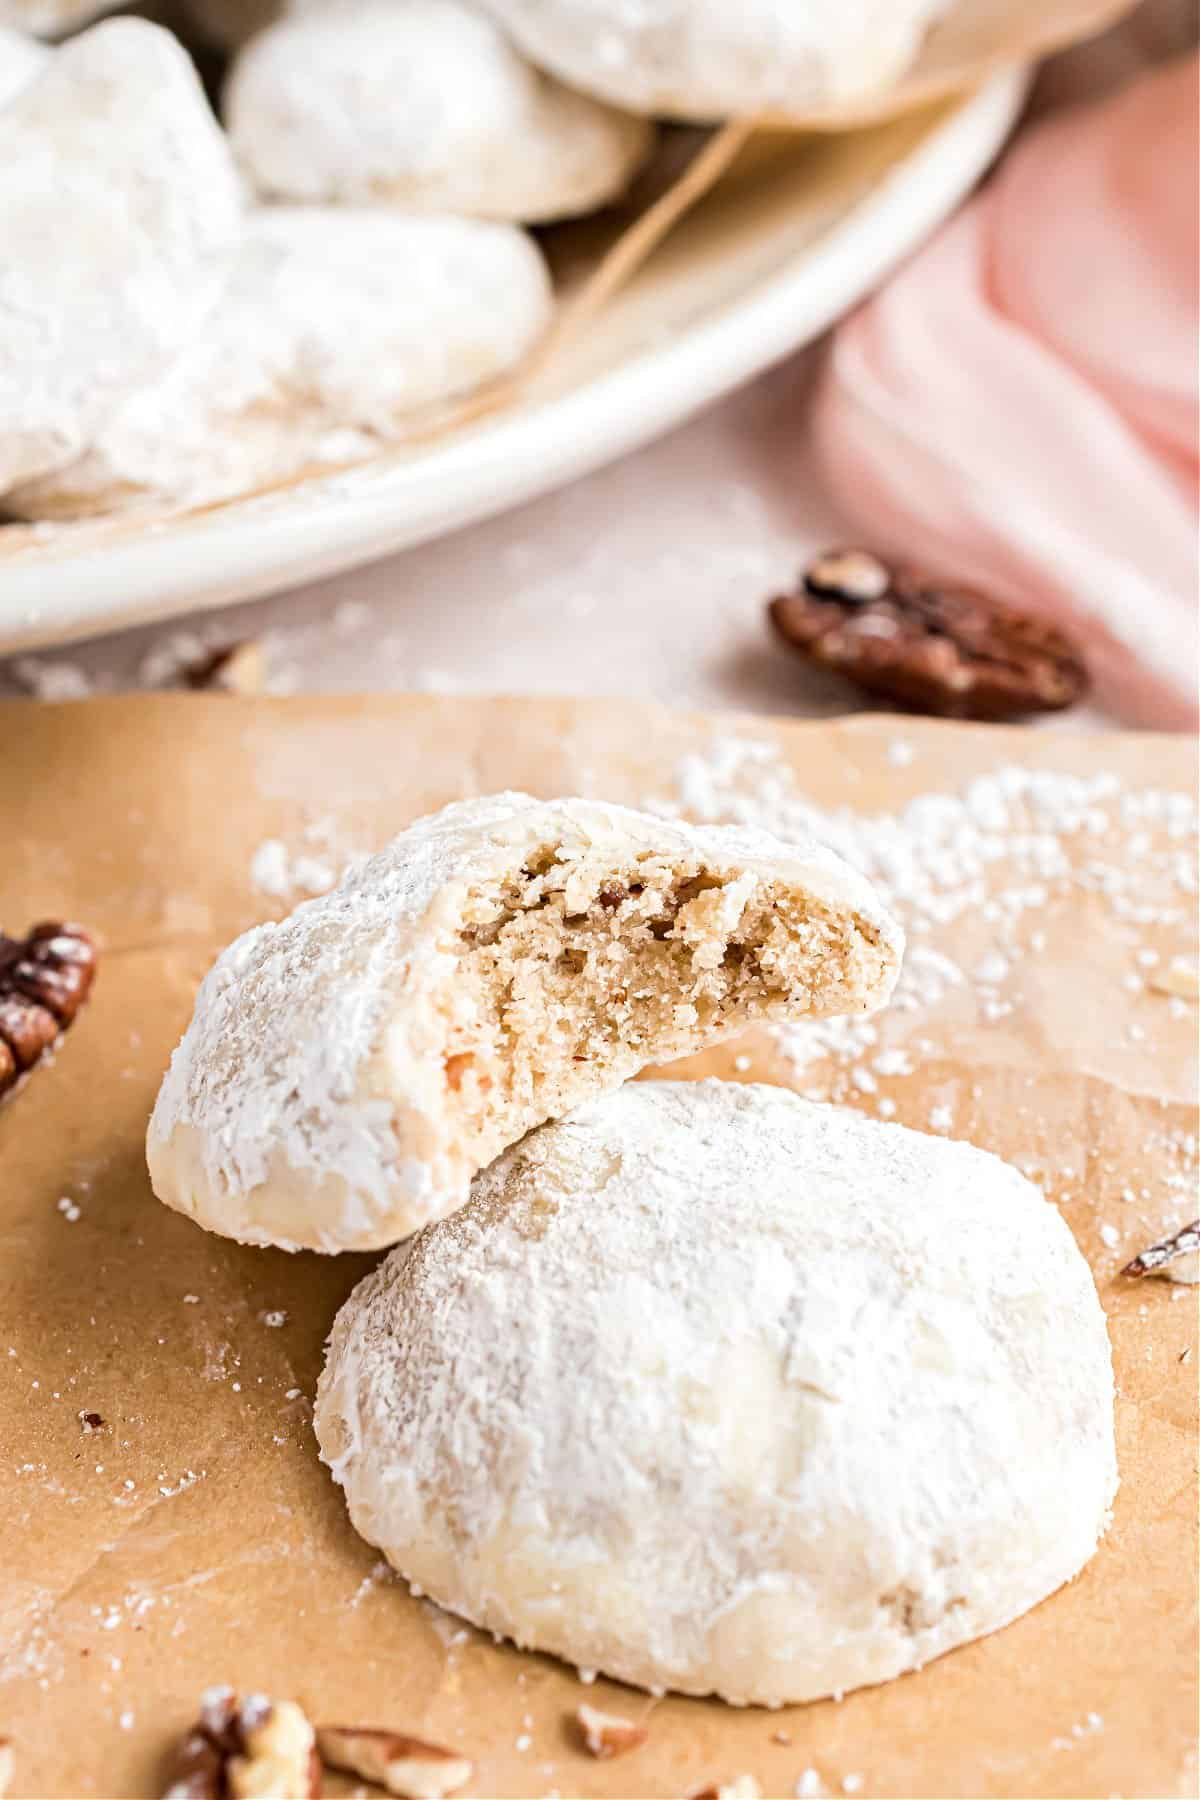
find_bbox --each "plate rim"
[0,69,1027,654]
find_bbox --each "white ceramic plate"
[0,71,1025,653]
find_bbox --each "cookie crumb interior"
[434,847,886,1165]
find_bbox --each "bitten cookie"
[7,207,552,517]
[0,19,243,496]
[473,0,952,122]
[315,1080,1118,1704]
[226,0,653,221]
[147,794,902,1252]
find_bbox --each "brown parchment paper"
[0,696,1195,1800]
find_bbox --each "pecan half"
[0,921,97,1100]
[315,1727,471,1798]
[575,1703,646,1759]
[769,551,1089,720]
[163,1692,319,1799]
[1121,1221,1199,1284]
[184,640,265,695]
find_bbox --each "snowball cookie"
[7,207,551,517]
[0,19,242,497]
[316,1080,1118,1704]
[147,794,902,1254]
[0,24,47,103]
[475,0,952,121]
[226,0,653,222]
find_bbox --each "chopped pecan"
[575,1703,646,1759]
[0,921,96,1100]
[315,1726,472,1798]
[163,1692,319,1800]
[163,1730,225,1800]
[0,1738,13,1800]
[769,552,1089,721]
[183,640,266,696]
[1121,1221,1199,1284]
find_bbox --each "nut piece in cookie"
[147,792,902,1252]
[315,1726,471,1798]
[769,550,1089,720]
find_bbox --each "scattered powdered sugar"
[11,656,98,701]
[657,735,1198,1107]
[1051,1710,1106,1750]
[249,818,369,902]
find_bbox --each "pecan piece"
[163,1729,225,1800]
[315,1726,472,1798]
[1121,1221,1199,1284]
[163,1691,319,1800]
[769,552,1089,721]
[183,639,266,695]
[0,921,97,1100]
[0,1738,13,1800]
[575,1703,646,1759]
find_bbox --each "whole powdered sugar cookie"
[8,207,552,516]
[226,0,653,221]
[0,19,243,497]
[474,0,953,121]
[147,794,902,1252]
[316,1080,1118,1705]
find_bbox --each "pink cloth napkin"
[812,53,1199,728]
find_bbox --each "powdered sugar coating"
[0,22,46,102]
[227,0,653,221]
[473,0,952,121]
[0,20,243,496]
[315,1079,1117,1704]
[147,792,901,1253]
[8,207,551,516]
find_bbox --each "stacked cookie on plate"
[148,792,1117,1706]
[0,0,955,518]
